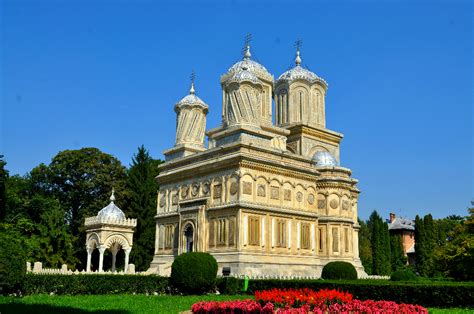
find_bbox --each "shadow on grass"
[0,303,130,314]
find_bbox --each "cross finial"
[294,38,303,66]
[189,70,196,95]
[295,38,303,52]
[242,33,252,60]
[110,188,116,202]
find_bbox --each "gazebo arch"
[84,189,136,273]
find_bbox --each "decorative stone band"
[84,216,137,227]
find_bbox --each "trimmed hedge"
[243,279,474,308]
[391,270,418,281]
[23,274,168,295]
[216,277,242,295]
[170,252,218,294]
[0,231,27,295]
[321,262,358,280]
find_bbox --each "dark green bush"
[216,277,242,295]
[390,270,418,281]
[170,252,218,294]
[244,279,474,308]
[0,231,27,295]
[23,274,168,295]
[321,261,357,280]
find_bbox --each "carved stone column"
[124,248,131,273]
[98,246,106,272]
[86,247,93,272]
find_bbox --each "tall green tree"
[434,206,473,280]
[2,173,78,268]
[368,211,391,275]
[126,146,163,271]
[390,233,406,271]
[0,155,7,220]
[31,195,78,268]
[30,148,128,268]
[414,215,427,276]
[415,214,437,277]
[358,218,373,275]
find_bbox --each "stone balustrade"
[229,273,389,280]
[27,262,139,275]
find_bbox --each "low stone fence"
[26,261,143,275]
[230,274,390,280]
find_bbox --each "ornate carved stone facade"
[149,44,365,277]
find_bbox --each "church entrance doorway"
[184,224,194,252]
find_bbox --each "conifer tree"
[0,155,7,221]
[390,233,406,270]
[126,146,163,271]
[358,218,373,274]
[380,219,392,274]
[368,211,392,275]
[414,215,427,276]
[423,214,436,276]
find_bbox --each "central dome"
[221,45,273,83]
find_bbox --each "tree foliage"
[126,146,162,271]
[368,211,391,275]
[29,148,128,268]
[415,214,437,277]
[434,206,473,280]
[0,155,7,220]
[358,218,373,275]
[390,233,406,271]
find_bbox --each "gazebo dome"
[312,151,338,167]
[97,189,126,221]
[277,50,328,90]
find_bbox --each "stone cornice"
[207,201,319,219]
[318,216,355,224]
[157,143,320,184]
[239,160,318,182]
[287,125,343,144]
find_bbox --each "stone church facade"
[149,44,365,277]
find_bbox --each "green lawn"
[0,295,471,314]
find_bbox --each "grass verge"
[0,294,471,314]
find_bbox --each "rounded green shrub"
[390,269,418,281]
[0,230,27,294]
[321,261,358,280]
[170,252,218,294]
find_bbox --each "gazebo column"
[98,246,106,272]
[124,248,131,273]
[111,245,119,272]
[86,247,93,272]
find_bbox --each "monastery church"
[149,42,365,277]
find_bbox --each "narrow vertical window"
[277,219,286,247]
[248,216,260,246]
[344,228,349,253]
[301,223,310,249]
[332,227,339,253]
[318,228,323,252]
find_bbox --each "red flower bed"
[191,299,274,313]
[327,299,428,313]
[191,288,428,313]
[255,288,352,310]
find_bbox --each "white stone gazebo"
[84,189,137,273]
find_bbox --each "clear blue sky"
[1,1,472,220]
